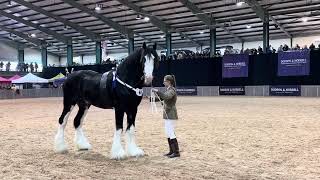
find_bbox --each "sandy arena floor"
[1,96,320,180]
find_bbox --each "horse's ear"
[142,42,147,49]
[153,43,157,50]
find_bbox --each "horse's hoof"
[110,148,127,160]
[76,143,92,151]
[55,143,68,154]
[127,147,144,157]
[55,137,68,153]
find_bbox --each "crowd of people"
[0,61,39,72]
[16,62,39,72]
[0,61,11,71]
[160,43,320,60]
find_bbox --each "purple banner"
[222,54,249,78]
[278,50,310,76]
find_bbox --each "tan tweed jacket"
[156,86,178,120]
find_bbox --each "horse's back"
[63,70,114,108]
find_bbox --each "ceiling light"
[246,24,252,29]
[302,17,308,22]
[136,14,142,20]
[13,13,21,17]
[30,33,36,38]
[7,0,12,7]
[144,17,150,22]
[95,4,102,11]
[23,17,29,20]
[160,35,164,39]
[32,21,39,24]
[200,31,204,34]
[236,1,245,6]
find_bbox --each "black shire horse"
[54,42,159,159]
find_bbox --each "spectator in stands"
[318,44,320,49]
[0,61,3,71]
[266,45,270,54]
[6,62,10,71]
[294,44,301,50]
[278,45,283,52]
[252,48,258,55]
[272,48,276,53]
[258,46,263,54]
[30,62,34,73]
[309,43,315,50]
[283,44,289,51]
[65,67,69,77]
[24,63,29,72]
[35,62,38,72]
[244,48,250,54]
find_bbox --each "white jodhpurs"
[164,119,176,139]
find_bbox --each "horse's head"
[140,42,159,85]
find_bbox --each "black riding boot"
[164,138,173,156]
[168,138,180,158]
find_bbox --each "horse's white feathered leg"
[126,126,144,157]
[74,109,92,150]
[111,129,126,159]
[55,106,74,153]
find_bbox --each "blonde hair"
[164,75,176,87]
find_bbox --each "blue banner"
[278,50,310,76]
[222,54,249,78]
[269,85,301,96]
[176,86,197,96]
[219,86,245,95]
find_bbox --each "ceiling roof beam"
[244,0,292,38]
[177,0,243,42]
[0,24,46,47]
[0,10,72,44]
[116,0,202,46]
[12,0,127,49]
[61,0,164,48]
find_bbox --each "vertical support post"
[242,41,244,51]
[80,54,84,64]
[96,41,102,64]
[67,41,73,67]
[17,44,24,63]
[18,49,24,63]
[128,37,134,55]
[263,15,270,53]
[166,33,172,58]
[210,28,216,57]
[41,46,47,67]
[290,37,293,48]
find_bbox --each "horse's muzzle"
[144,76,153,85]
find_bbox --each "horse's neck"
[116,50,143,87]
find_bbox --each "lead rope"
[150,81,158,113]
[152,90,170,120]
[150,82,170,119]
